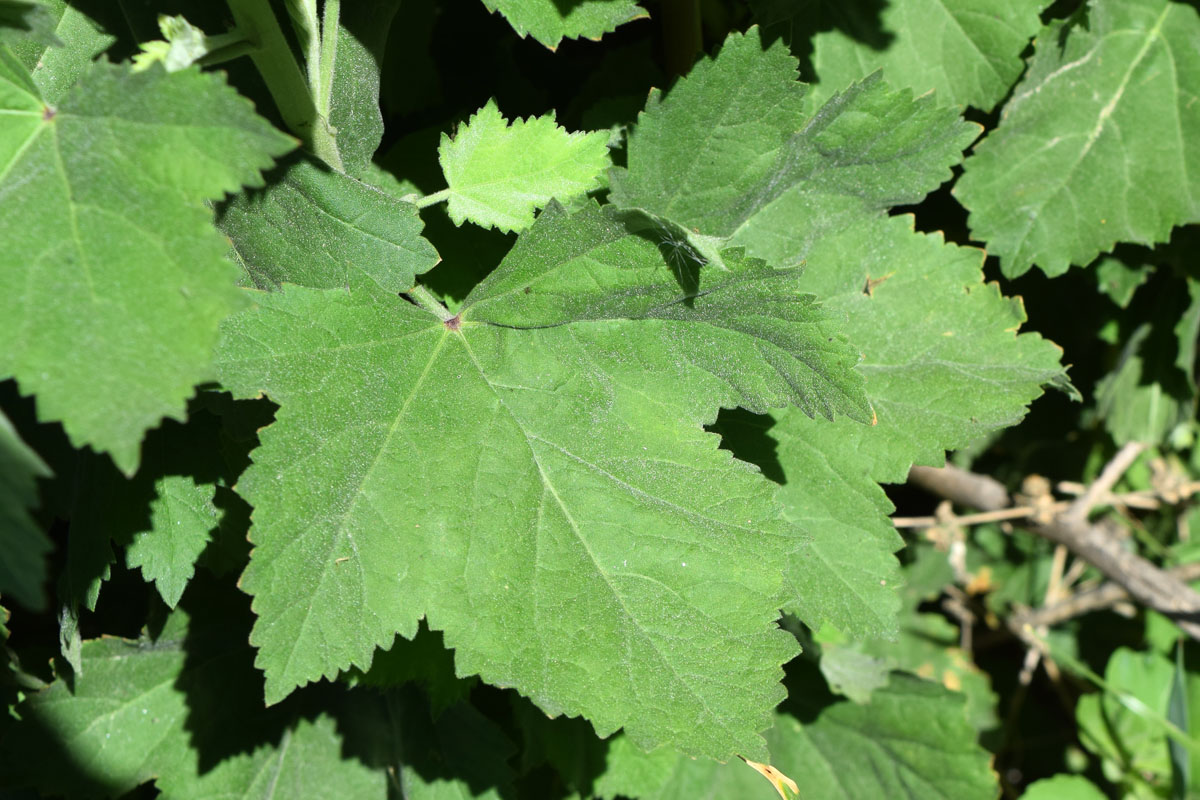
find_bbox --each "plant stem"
[225,0,316,142]
[317,0,340,121]
[225,0,343,171]
[407,283,454,322]
[415,189,451,209]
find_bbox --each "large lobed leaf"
[0,56,295,473]
[956,0,1200,277]
[217,201,874,761]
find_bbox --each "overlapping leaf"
[217,201,875,760]
[0,57,294,473]
[956,0,1200,277]
[610,27,980,269]
[438,100,611,232]
[220,157,440,294]
[596,671,997,799]
[481,0,646,49]
[0,408,51,611]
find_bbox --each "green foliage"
[1,0,1198,797]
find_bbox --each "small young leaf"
[439,99,611,232]
[956,0,1200,277]
[125,476,219,608]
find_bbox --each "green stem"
[415,188,451,209]
[407,284,454,322]
[225,0,343,171]
[225,0,316,142]
[317,0,340,121]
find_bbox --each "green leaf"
[597,671,997,799]
[328,1,401,175]
[0,408,51,611]
[1175,278,1200,386]
[1022,775,1109,800]
[438,99,611,232]
[610,28,980,269]
[955,0,1200,277]
[216,201,881,760]
[0,591,387,799]
[125,476,219,609]
[1095,256,1152,308]
[0,59,295,473]
[1076,647,1188,796]
[480,0,647,49]
[220,157,440,294]
[775,0,1046,112]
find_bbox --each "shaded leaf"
[125,476,218,609]
[0,408,51,611]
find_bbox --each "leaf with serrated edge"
[219,157,440,294]
[126,476,218,608]
[0,59,295,473]
[0,408,52,611]
[956,0,1200,277]
[481,0,647,49]
[217,202,876,760]
[610,27,980,269]
[439,99,611,232]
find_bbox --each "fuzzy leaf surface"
[0,408,51,611]
[609,28,980,268]
[220,157,439,294]
[216,202,877,760]
[955,0,1200,277]
[328,0,400,175]
[596,672,997,799]
[439,99,611,232]
[480,0,646,49]
[0,58,294,473]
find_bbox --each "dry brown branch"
[904,462,1200,641]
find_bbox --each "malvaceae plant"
[0,0,1197,797]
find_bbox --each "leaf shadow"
[705,407,787,486]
